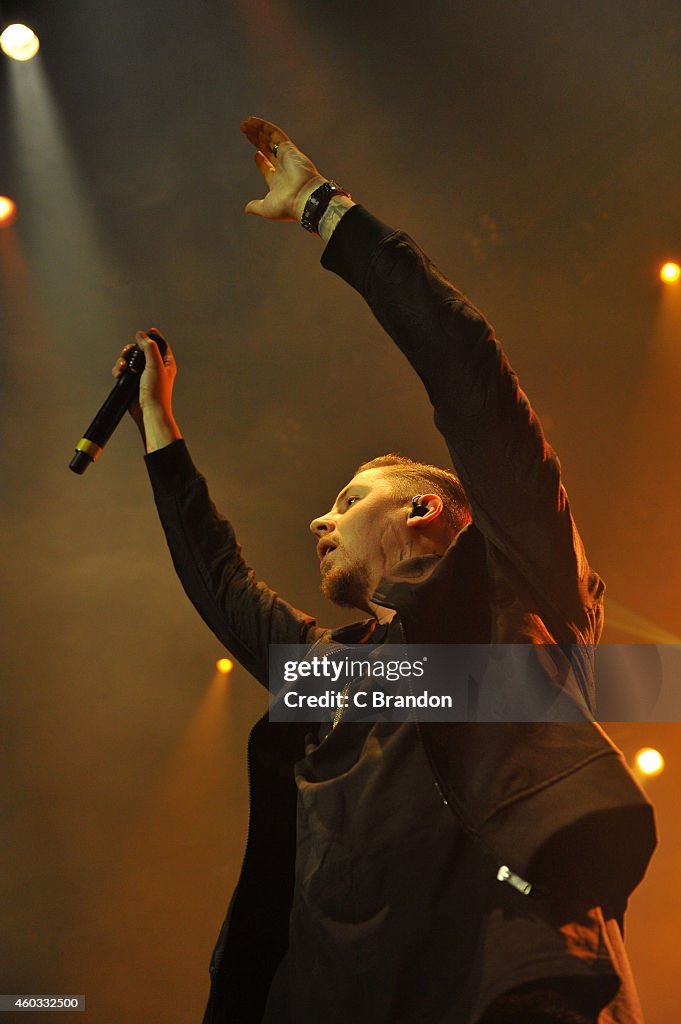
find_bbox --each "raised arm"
[113,332,325,687]
[241,117,603,642]
[328,219,607,642]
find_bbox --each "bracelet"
[301,180,351,234]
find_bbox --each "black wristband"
[301,180,351,234]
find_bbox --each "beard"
[321,559,372,611]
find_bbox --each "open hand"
[240,116,325,223]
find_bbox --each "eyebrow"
[332,486,351,510]
[333,482,366,510]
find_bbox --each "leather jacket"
[145,206,656,1023]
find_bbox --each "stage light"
[0,23,40,61]
[660,262,680,284]
[0,195,17,227]
[216,658,234,674]
[635,747,665,777]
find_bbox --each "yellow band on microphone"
[75,437,103,461]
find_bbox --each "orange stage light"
[0,195,17,227]
[659,262,680,284]
[0,23,40,61]
[216,657,234,674]
[635,747,665,777]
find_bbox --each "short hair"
[354,453,471,536]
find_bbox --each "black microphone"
[68,328,167,475]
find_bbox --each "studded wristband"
[301,180,351,234]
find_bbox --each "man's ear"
[406,494,444,528]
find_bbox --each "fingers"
[254,149,276,183]
[112,342,135,378]
[244,152,276,217]
[145,327,175,368]
[240,116,290,159]
[112,331,175,379]
[146,326,167,349]
[136,330,174,376]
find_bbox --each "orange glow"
[83,669,239,1016]
[635,747,665,776]
[216,657,234,674]
[659,262,680,284]
[0,196,17,227]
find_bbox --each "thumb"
[135,330,165,373]
[244,198,265,216]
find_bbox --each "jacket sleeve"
[321,205,602,636]
[145,439,325,688]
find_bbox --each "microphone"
[68,328,167,475]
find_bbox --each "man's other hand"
[112,330,182,453]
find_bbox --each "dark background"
[0,1,679,1019]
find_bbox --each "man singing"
[115,118,655,1023]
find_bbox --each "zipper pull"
[497,864,532,896]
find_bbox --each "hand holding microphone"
[69,328,182,474]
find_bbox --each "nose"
[309,513,336,537]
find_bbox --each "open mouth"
[317,540,338,564]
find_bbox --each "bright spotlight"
[0,23,40,61]
[635,747,665,777]
[660,262,680,284]
[0,195,17,227]
[216,658,234,674]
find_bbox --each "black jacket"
[146,206,656,1022]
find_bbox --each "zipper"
[302,636,354,738]
[405,621,534,900]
